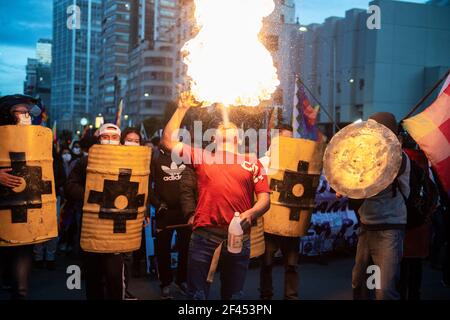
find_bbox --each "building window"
[335,106,341,123]
[336,82,341,93]
[359,79,365,90]
[318,85,321,96]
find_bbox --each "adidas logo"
[162,162,186,181]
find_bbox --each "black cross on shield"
[0,152,53,223]
[87,168,145,233]
[270,160,320,221]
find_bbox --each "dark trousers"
[83,252,124,300]
[260,233,300,300]
[399,258,423,300]
[155,226,191,288]
[0,245,33,300]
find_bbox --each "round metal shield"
[323,120,402,199]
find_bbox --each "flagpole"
[402,68,450,120]
[297,76,341,133]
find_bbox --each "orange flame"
[182,0,280,107]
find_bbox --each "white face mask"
[124,141,140,146]
[18,113,32,125]
[72,147,81,155]
[62,153,72,162]
[101,139,120,146]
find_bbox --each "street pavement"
[1,252,449,300]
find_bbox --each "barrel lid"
[323,120,402,199]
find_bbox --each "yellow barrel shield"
[263,137,325,237]
[80,145,151,253]
[0,125,57,246]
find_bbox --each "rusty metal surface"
[323,120,402,199]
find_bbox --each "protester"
[65,123,126,300]
[0,94,47,299]
[55,146,79,254]
[349,112,411,300]
[161,93,270,300]
[71,141,82,161]
[399,145,438,300]
[258,124,302,300]
[149,139,191,299]
[120,127,147,300]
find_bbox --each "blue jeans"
[352,228,405,300]
[187,232,250,300]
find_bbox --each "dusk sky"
[0,0,427,96]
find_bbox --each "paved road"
[1,253,449,300]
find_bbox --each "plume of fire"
[182,0,280,107]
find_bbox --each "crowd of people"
[0,93,449,301]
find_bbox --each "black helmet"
[0,94,43,126]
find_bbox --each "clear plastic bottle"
[228,212,243,253]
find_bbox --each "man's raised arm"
[161,92,195,152]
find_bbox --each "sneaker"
[124,290,139,300]
[47,261,56,271]
[161,286,173,300]
[175,282,188,296]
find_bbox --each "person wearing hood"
[348,112,411,300]
[0,94,45,299]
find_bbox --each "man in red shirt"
[162,93,270,299]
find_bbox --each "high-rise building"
[24,40,53,114]
[262,0,299,113]
[298,0,450,137]
[51,0,102,131]
[98,0,132,120]
[126,0,177,125]
[36,39,53,65]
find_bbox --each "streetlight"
[299,26,308,32]
[80,118,88,126]
[144,93,150,97]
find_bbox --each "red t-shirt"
[181,145,270,231]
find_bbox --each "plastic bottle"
[228,212,243,253]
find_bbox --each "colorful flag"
[292,78,320,141]
[115,99,124,128]
[52,120,57,142]
[403,83,450,197]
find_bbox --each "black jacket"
[179,165,198,219]
[64,156,88,203]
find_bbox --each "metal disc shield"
[323,120,402,199]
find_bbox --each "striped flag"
[292,78,320,141]
[115,99,124,128]
[52,120,57,142]
[403,82,450,197]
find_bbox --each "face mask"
[62,154,72,162]
[101,139,120,145]
[18,113,32,125]
[124,141,140,146]
[72,147,81,155]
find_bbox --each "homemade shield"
[80,145,151,253]
[323,120,402,199]
[263,137,325,237]
[0,125,57,246]
[250,217,265,258]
